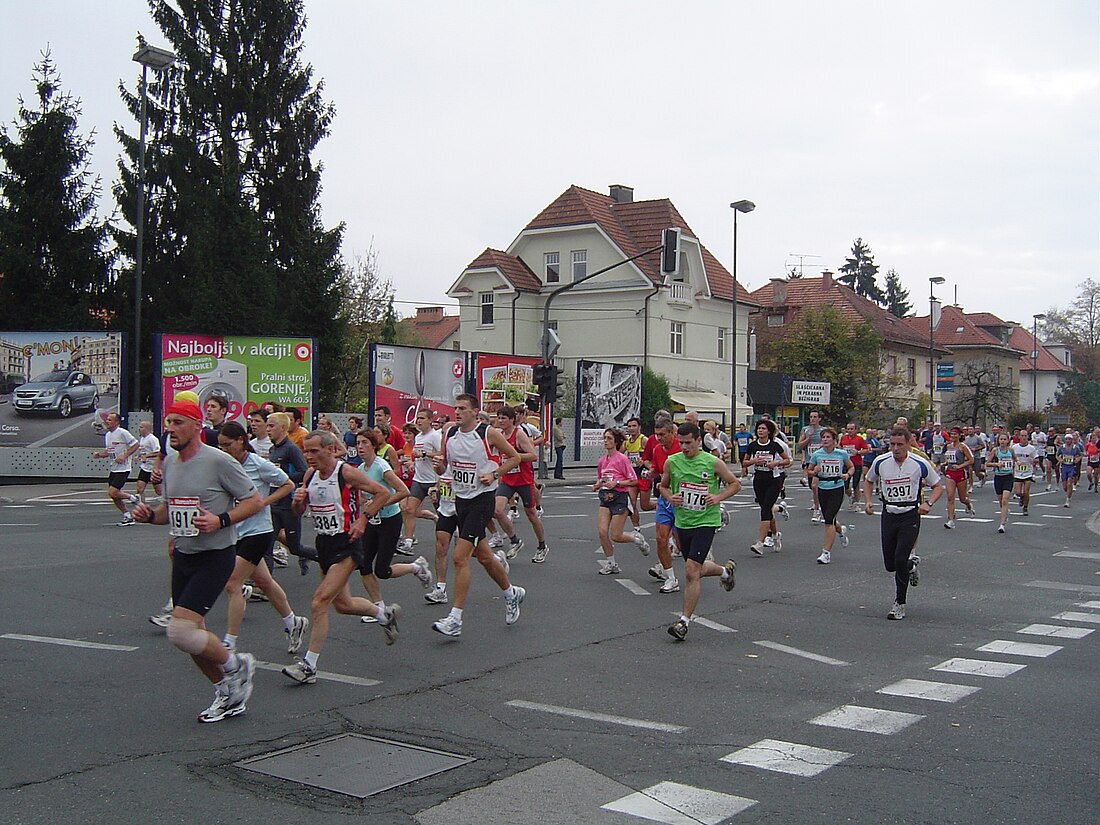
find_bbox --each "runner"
[1043,427,1059,490]
[797,411,824,520]
[1085,432,1100,492]
[646,417,683,593]
[282,430,397,684]
[92,412,141,526]
[658,422,740,641]
[863,426,943,620]
[424,469,457,605]
[622,417,647,534]
[430,394,527,638]
[1058,432,1083,507]
[202,395,228,446]
[286,407,309,450]
[1011,431,1038,517]
[742,419,791,555]
[400,410,442,553]
[248,409,272,459]
[342,416,364,467]
[266,412,316,575]
[134,420,163,503]
[839,422,869,511]
[990,433,1016,532]
[807,428,853,564]
[594,428,651,575]
[964,426,987,488]
[130,399,263,722]
[492,405,550,562]
[941,427,975,529]
[374,406,406,453]
[214,422,308,656]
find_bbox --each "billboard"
[575,360,642,451]
[156,334,316,424]
[473,353,539,415]
[790,380,832,405]
[936,362,955,393]
[370,344,467,427]
[0,330,123,448]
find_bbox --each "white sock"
[721,567,731,580]
[663,567,674,579]
[373,603,386,620]
[223,633,237,650]
[679,614,691,625]
[224,651,240,672]
[449,607,463,621]
[304,650,319,669]
[504,586,515,599]
[281,613,296,632]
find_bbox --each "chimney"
[609,184,634,204]
[821,270,833,289]
[416,306,444,322]
[770,277,788,305]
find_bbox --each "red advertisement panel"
[474,353,540,415]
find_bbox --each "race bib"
[627,450,642,464]
[436,479,453,502]
[168,496,200,537]
[818,457,843,478]
[679,482,709,512]
[882,478,915,503]
[310,502,341,535]
[346,445,358,459]
[1046,446,1056,456]
[452,461,478,493]
[1000,457,1014,471]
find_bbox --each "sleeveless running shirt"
[446,423,497,499]
[497,426,534,487]
[306,460,360,535]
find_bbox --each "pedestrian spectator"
[553,417,566,479]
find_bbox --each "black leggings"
[881,509,920,604]
[360,513,402,579]
[819,486,844,526]
[753,473,783,522]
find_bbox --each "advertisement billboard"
[473,353,540,415]
[575,360,642,451]
[0,330,123,448]
[156,334,316,424]
[370,344,467,427]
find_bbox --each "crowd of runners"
[99,392,1091,723]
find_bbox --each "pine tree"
[883,269,912,317]
[837,238,885,304]
[0,51,112,329]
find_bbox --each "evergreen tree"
[113,2,344,407]
[837,238,885,304]
[883,268,912,317]
[0,51,112,329]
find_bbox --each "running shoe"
[1063,500,1070,508]
[432,614,462,637]
[286,616,310,654]
[117,513,135,526]
[487,533,504,549]
[720,506,730,529]
[535,506,544,518]
[763,535,775,548]
[197,685,243,723]
[839,524,850,547]
[598,559,621,575]
[424,586,448,605]
[504,586,525,625]
[380,604,401,645]
[816,550,831,564]
[395,538,416,557]
[509,503,519,520]
[505,537,524,559]
[494,549,510,575]
[777,500,789,520]
[997,524,1006,534]
[412,556,434,589]
[750,542,765,556]
[532,545,549,563]
[721,559,737,591]
[282,659,317,684]
[667,618,689,641]
[361,602,381,624]
[944,519,955,529]
[272,544,289,567]
[648,563,667,580]
[965,505,976,517]
[887,602,906,620]
[810,510,822,524]
[659,578,680,594]
[773,531,783,552]
[909,554,921,587]
[298,556,310,576]
[241,583,253,601]
[148,605,172,628]
[632,532,651,556]
[225,653,255,710]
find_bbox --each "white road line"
[252,659,380,686]
[1025,580,1100,595]
[47,503,82,508]
[26,489,101,502]
[720,739,851,776]
[753,640,851,666]
[876,678,981,703]
[602,781,756,824]
[809,704,924,735]
[957,517,993,523]
[1051,611,1100,624]
[1,633,138,652]
[669,613,736,633]
[976,640,1063,658]
[0,523,40,527]
[1036,503,1062,507]
[1017,623,1093,639]
[616,579,650,596]
[1054,550,1100,560]
[931,657,1026,678]
[1042,514,1073,519]
[1077,601,1100,609]
[506,699,687,733]
[3,505,34,508]
[1009,522,1043,526]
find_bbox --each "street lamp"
[730,200,755,433]
[1032,313,1047,411]
[928,276,946,423]
[131,41,176,413]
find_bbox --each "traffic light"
[661,227,681,277]
[533,362,551,395]
[533,362,564,402]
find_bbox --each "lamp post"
[1032,313,1047,410]
[729,200,755,432]
[131,41,176,413]
[928,276,945,422]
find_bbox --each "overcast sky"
[3,1,1098,326]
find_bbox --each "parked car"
[12,370,99,418]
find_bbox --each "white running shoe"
[504,586,525,625]
[494,549,510,575]
[816,550,831,564]
[412,556,434,589]
[286,616,310,654]
[395,537,416,557]
[380,604,401,645]
[659,577,680,593]
[648,563,668,581]
[361,601,382,624]
[197,684,242,723]
[997,523,1006,534]
[887,602,906,620]
[763,535,774,548]
[777,500,789,520]
[944,519,955,529]
[241,583,253,601]
[148,603,173,628]
[432,614,462,637]
[773,531,782,552]
[505,537,524,559]
[224,653,255,711]
[532,545,549,563]
[750,542,765,556]
[839,524,850,547]
[632,532,650,556]
[117,513,135,526]
[487,533,503,549]
[598,559,621,575]
[811,509,822,524]
[282,659,317,684]
[424,586,448,605]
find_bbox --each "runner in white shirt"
[248,409,273,459]
[1011,433,1038,517]
[135,420,163,503]
[92,412,141,525]
[400,410,442,552]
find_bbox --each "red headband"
[166,400,203,421]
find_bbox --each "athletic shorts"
[597,488,629,516]
[637,475,653,493]
[1013,476,1033,486]
[1060,465,1079,482]
[993,474,1014,495]
[497,479,534,509]
[818,486,844,525]
[171,546,235,616]
[107,471,130,490]
[944,468,967,484]
[676,526,716,564]
[655,496,676,527]
[137,468,154,484]
[436,513,458,538]
[409,480,434,501]
[360,513,402,578]
[455,490,496,544]
[236,532,276,566]
[315,532,364,575]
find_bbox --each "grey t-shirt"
[163,443,256,554]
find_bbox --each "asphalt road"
[1,479,1098,825]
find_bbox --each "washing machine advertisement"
[155,334,315,426]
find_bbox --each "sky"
[2,1,1098,327]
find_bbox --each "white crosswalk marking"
[1051,611,1100,624]
[1017,623,1093,639]
[1054,550,1100,559]
[601,781,756,824]
[809,704,924,735]
[876,678,981,703]
[1076,601,1100,609]
[931,658,1026,678]
[616,579,650,596]
[976,640,1063,658]
[721,739,851,776]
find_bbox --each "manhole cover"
[235,733,474,799]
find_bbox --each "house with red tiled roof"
[988,320,1075,412]
[446,184,759,422]
[746,271,950,413]
[397,306,461,351]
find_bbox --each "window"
[479,292,494,326]
[767,314,785,327]
[888,355,897,375]
[544,252,560,284]
[670,321,684,355]
[571,250,587,281]
[717,327,727,360]
[1008,367,1013,384]
[907,358,916,385]
[452,340,461,351]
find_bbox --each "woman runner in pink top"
[593,428,651,574]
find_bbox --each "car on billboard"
[12,370,99,417]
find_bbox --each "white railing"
[666,281,694,305]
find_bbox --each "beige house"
[447,184,758,423]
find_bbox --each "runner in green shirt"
[658,422,741,641]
